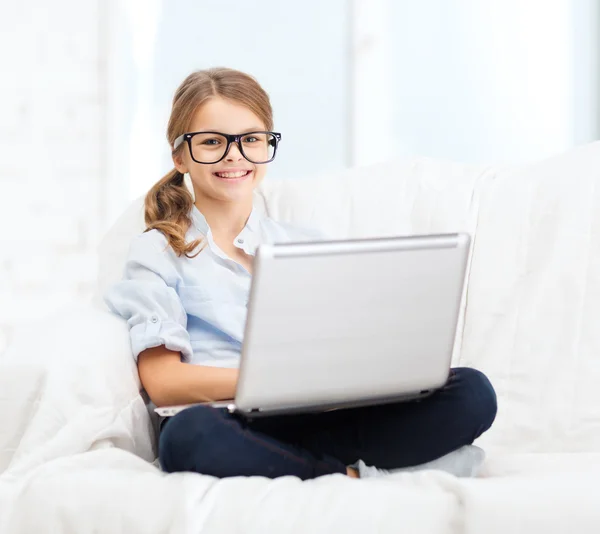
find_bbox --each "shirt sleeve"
[103,231,193,363]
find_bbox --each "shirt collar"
[245,206,261,232]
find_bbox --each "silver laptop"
[155,233,471,419]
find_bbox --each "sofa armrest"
[0,363,47,474]
[1,304,155,477]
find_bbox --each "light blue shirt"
[103,204,324,369]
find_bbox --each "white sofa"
[2,142,600,533]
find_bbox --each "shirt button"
[237,238,244,244]
[150,315,158,323]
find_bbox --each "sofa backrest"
[258,158,491,240]
[458,141,600,454]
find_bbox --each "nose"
[224,141,244,162]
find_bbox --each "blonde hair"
[144,67,274,257]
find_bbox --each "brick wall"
[0,1,106,354]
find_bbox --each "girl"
[104,67,497,480]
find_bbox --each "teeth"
[216,171,249,178]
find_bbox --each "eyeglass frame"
[173,130,282,165]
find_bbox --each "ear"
[172,151,187,174]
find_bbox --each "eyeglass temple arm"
[173,134,185,150]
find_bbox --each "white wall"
[382,0,598,166]
[0,0,105,353]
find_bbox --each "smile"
[213,170,252,179]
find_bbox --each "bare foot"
[346,466,359,478]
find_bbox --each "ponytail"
[143,169,205,258]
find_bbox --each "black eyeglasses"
[173,130,282,164]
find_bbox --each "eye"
[243,136,259,143]
[201,137,222,146]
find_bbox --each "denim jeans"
[158,367,497,480]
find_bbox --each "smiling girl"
[104,67,497,480]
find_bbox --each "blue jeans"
[159,367,497,480]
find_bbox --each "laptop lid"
[234,233,471,414]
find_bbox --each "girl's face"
[174,97,269,205]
